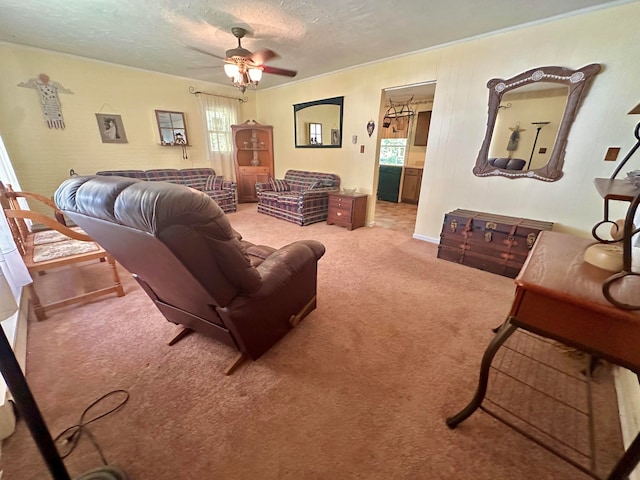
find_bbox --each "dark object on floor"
[55,176,325,374]
[437,209,553,278]
[0,319,128,480]
[75,466,128,479]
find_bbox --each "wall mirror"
[155,110,189,146]
[294,96,344,148]
[473,64,600,181]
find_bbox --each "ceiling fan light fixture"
[193,27,296,93]
[224,63,240,78]
[248,68,262,82]
[224,65,262,93]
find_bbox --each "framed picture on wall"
[331,128,340,146]
[95,113,128,143]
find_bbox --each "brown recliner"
[54,175,325,373]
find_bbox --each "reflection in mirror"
[155,110,189,146]
[309,123,322,144]
[473,64,600,181]
[294,96,344,148]
[490,83,568,171]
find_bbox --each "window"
[206,110,233,152]
[379,138,407,166]
[309,123,322,145]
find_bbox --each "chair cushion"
[32,226,85,245]
[205,175,224,190]
[490,158,509,169]
[145,169,182,183]
[506,159,526,170]
[181,168,216,189]
[283,170,340,191]
[32,239,99,263]
[96,170,147,180]
[270,178,290,192]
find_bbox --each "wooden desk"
[447,230,640,480]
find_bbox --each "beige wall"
[255,1,640,240]
[1,2,638,241]
[0,44,257,197]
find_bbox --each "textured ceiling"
[0,0,626,95]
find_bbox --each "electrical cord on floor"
[54,389,130,465]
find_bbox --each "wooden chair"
[0,182,125,320]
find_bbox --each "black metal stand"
[610,122,640,180]
[0,325,128,480]
[446,320,640,479]
[601,191,640,310]
[526,127,543,170]
[591,120,640,310]
[446,320,518,427]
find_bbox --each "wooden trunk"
[437,209,553,278]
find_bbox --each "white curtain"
[196,94,239,181]
[0,134,32,297]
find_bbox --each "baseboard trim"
[614,366,640,479]
[413,233,439,244]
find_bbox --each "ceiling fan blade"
[262,65,297,77]
[249,48,278,66]
[187,46,227,61]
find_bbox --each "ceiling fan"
[193,27,297,93]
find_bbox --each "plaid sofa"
[256,170,340,226]
[96,168,237,213]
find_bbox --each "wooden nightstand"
[327,192,367,230]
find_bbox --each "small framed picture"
[331,128,340,146]
[95,113,127,143]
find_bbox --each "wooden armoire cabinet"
[232,121,274,203]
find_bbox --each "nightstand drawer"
[329,195,355,209]
[238,166,270,174]
[328,207,353,222]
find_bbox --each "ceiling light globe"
[248,68,263,82]
[224,63,239,78]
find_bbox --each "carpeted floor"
[0,203,624,479]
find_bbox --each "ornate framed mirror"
[293,96,344,148]
[473,64,600,181]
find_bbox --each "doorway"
[374,82,436,235]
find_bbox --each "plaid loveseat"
[96,168,237,213]
[256,170,340,226]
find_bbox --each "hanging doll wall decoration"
[507,122,526,158]
[18,73,73,129]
